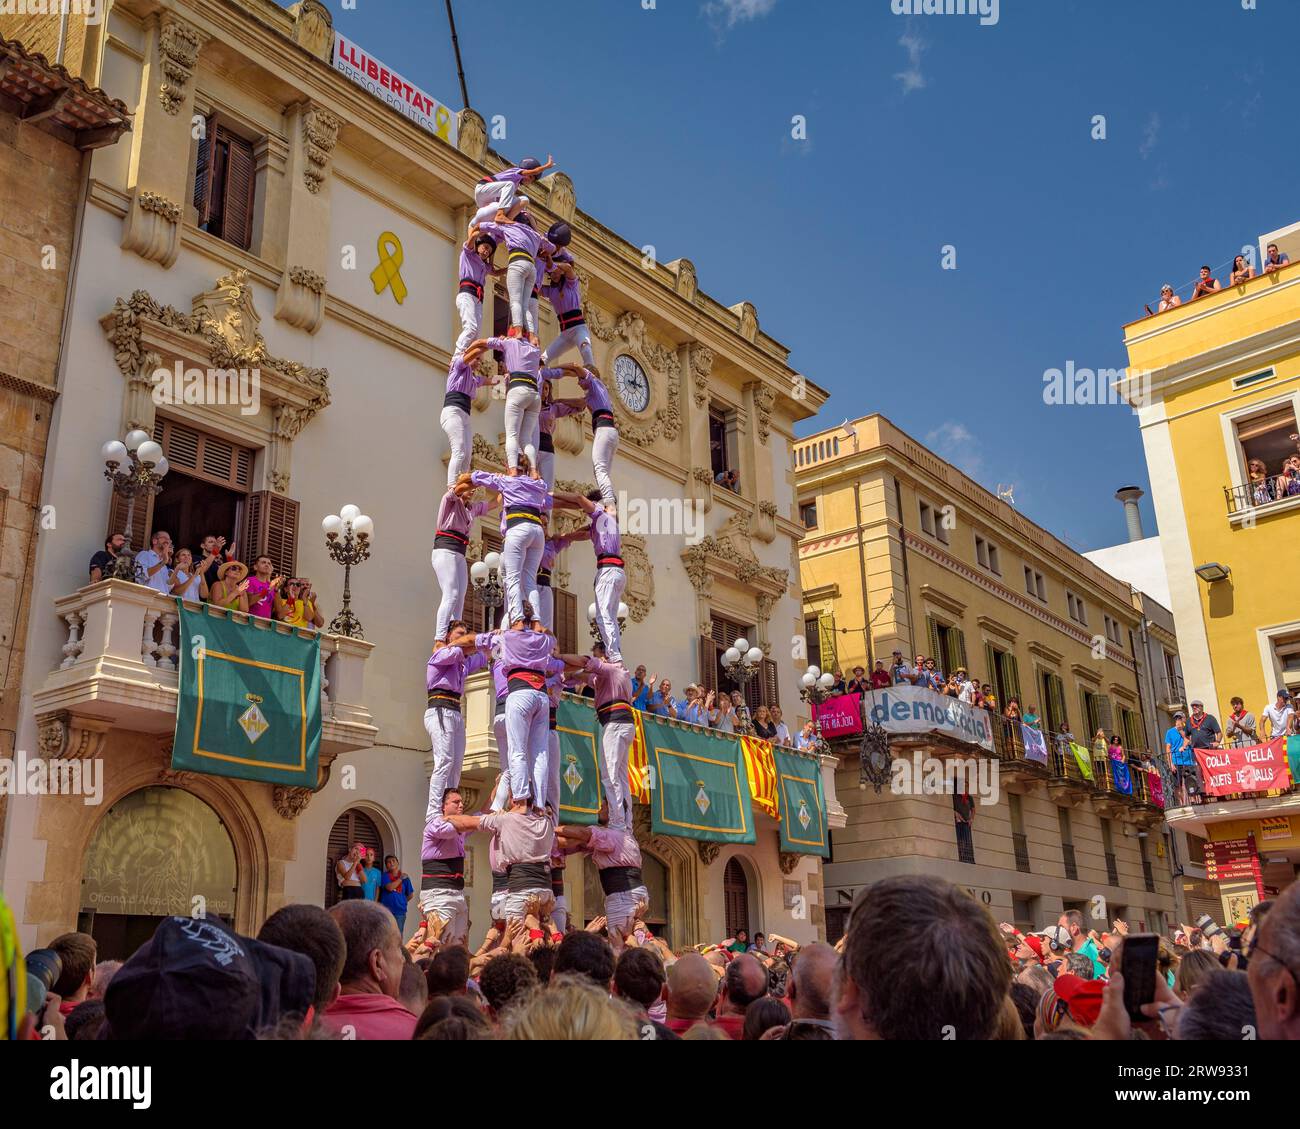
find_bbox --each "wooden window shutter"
[926,616,940,667]
[1097,694,1114,734]
[555,589,577,656]
[817,613,837,674]
[1004,652,1021,702]
[219,127,256,251]
[155,418,253,491]
[242,490,299,578]
[463,578,484,634]
[762,657,779,709]
[698,636,719,694]
[1050,674,1067,731]
[193,118,215,225]
[954,628,968,672]
[984,642,996,690]
[107,491,153,555]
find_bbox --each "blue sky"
[296,0,1299,552]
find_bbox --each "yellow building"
[1121,223,1300,911]
[795,415,1178,939]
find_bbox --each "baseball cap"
[1190,699,1203,707]
[1034,925,1072,951]
[101,916,315,1040]
[1022,934,1046,963]
[1173,711,1185,720]
[1053,973,1105,1027]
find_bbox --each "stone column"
[274,102,338,334]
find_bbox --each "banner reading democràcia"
[814,692,863,738]
[333,32,456,145]
[555,697,605,826]
[866,687,994,752]
[171,601,320,788]
[648,716,756,846]
[1194,739,1292,797]
[774,747,829,857]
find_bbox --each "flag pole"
[444,0,470,109]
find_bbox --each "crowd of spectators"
[1153,243,1290,314]
[89,527,325,629]
[10,873,1296,1043]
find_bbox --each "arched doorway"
[324,807,384,908]
[723,857,751,939]
[79,786,237,960]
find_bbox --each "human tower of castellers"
[421,155,646,959]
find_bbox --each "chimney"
[1114,486,1145,543]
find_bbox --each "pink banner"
[1194,739,1292,797]
[814,692,863,738]
[1146,771,1164,808]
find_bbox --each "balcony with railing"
[35,580,377,761]
[1159,744,1300,836]
[1159,674,1186,711]
[1225,472,1300,521]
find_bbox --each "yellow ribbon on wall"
[370,231,408,304]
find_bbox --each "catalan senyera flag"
[740,736,779,818]
[626,708,651,804]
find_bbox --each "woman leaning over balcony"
[1279,455,1300,498]
[1230,254,1256,285]
[1248,459,1275,506]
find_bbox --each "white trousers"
[453,292,482,359]
[599,720,635,832]
[592,427,620,508]
[537,448,555,490]
[440,405,473,487]
[594,565,626,663]
[471,181,525,229]
[551,894,569,934]
[490,890,507,922]
[504,688,549,804]
[423,706,466,821]
[605,885,650,939]
[430,547,467,641]
[537,585,554,634]
[418,888,469,946]
[502,522,544,624]
[504,386,540,471]
[503,889,554,923]
[541,324,595,368]
[506,259,537,333]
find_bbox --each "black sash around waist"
[592,409,616,431]
[491,870,508,893]
[421,857,466,891]
[505,861,550,892]
[537,567,552,587]
[507,666,547,693]
[599,865,643,896]
[426,689,462,712]
[458,278,484,301]
[539,431,554,453]
[597,699,634,725]
[433,528,469,554]
[443,390,472,412]
[506,505,544,528]
[551,868,566,895]
[558,308,586,330]
[509,249,534,263]
[506,370,539,392]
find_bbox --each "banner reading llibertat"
[865,687,994,752]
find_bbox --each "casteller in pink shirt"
[322,992,418,1040]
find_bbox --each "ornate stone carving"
[459,786,481,811]
[697,840,721,866]
[158,15,207,115]
[552,412,584,455]
[272,785,314,820]
[36,713,114,762]
[749,383,776,444]
[620,534,654,623]
[752,499,778,544]
[673,258,697,302]
[275,265,328,334]
[302,105,340,194]
[121,188,182,268]
[689,343,713,408]
[457,108,487,163]
[158,768,196,787]
[37,714,67,759]
[270,468,292,494]
[779,851,800,875]
[546,172,575,222]
[584,295,619,342]
[289,0,334,61]
[681,513,790,593]
[470,431,507,470]
[732,301,758,343]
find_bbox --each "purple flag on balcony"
[1111,759,1133,795]
[1021,723,1048,764]
[1147,771,1165,808]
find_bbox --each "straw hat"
[217,560,248,584]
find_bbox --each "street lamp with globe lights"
[798,665,837,754]
[322,504,373,638]
[587,601,628,644]
[102,429,169,581]
[470,551,505,623]
[721,636,764,734]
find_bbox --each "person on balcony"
[1021,704,1041,729]
[794,721,818,751]
[276,578,324,629]
[1186,699,1222,751]
[1157,283,1181,312]
[1229,254,1256,285]
[888,649,914,684]
[210,560,250,613]
[752,705,777,740]
[246,555,284,620]
[1260,689,1295,741]
[981,684,998,712]
[1107,734,1125,762]
[1003,698,1022,721]
[1248,459,1276,506]
[134,530,173,594]
[1191,265,1221,300]
[168,547,211,602]
[845,666,870,695]
[1263,243,1291,273]
[1279,454,1300,498]
[88,533,126,583]
[771,705,791,746]
[869,661,892,690]
[1225,697,1258,747]
[957,670,977,704]
[1165,712,1198,803]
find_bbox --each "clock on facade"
[613,354,650,413]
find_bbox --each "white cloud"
[702,0,778,31]
[894,28,928,94]
[926,421,983,476]
[1139,112,1160,160]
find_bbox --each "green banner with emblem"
[556,696,604,825]
[647,714,756,845]
[171,600,321,788]
[774,746,829,856]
